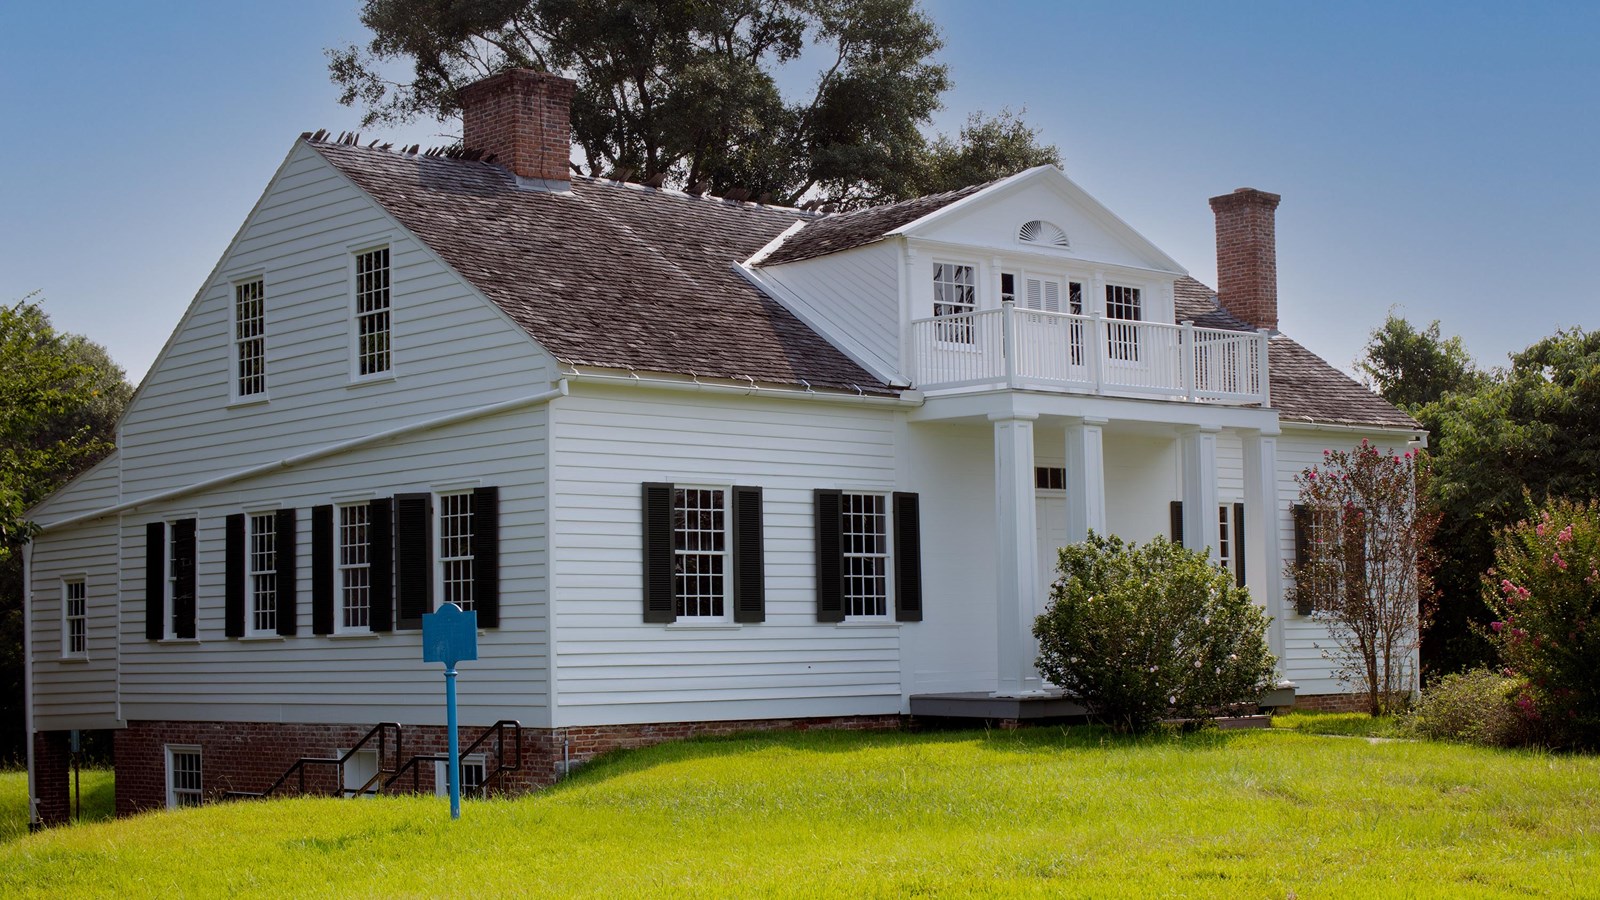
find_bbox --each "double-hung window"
[248,513,278,634]
[932,262,976,344]
[815,490,922,623]
[641,483,764,624]
[841,494,890,618]
[353,247,391,378]
[144,519,196,640]
[166,746,203,808]
[1105,284,1142,362]
[62,577,86,657]
[338,504,372,631]
[672,487,728,618]
[226,509,296,638]
[233,277,266,399]
[438,492,476,612]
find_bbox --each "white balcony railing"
[909,302,1269,405]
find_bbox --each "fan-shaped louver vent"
[1018,219,1070,248]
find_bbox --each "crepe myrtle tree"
[1033,533,1276,734]
[1286,441,1437,716]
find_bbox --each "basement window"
[166,746,203,809]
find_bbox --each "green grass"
[3,727,1598,898]
[0,767,114,843]
[1271,710,1406,738]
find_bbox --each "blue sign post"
[422,603,478,820]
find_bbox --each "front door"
[1036,492,1069,618]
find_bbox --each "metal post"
[446,664,461,820]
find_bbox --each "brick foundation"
[1291,692,1373,713]
[113,714,902,816]
[32,731,72,827]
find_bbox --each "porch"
[908,300,1270,405]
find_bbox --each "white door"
[1036,492,1069,617]
[342,749,379,798]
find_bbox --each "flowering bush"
[1486,499,1600,748]
[1033,532,1277,734]
[1403,669,1536,748]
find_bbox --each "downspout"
[22,540,38,831]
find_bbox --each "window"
[166,746,203,809]
[1067,281,1085,364]
[438,493,475,611]
[999,272,1017,305]
[932,262,976,343]
[842,493,890,618]
[146,519,196,641]
[63,578,86,657]
[1035,467,1066,491]
[434,754,487,798]
[673,487,728,618]
[248,513,278,634]
[1105,284,1142,362]
[354,247,391,377]
[233,277,266,398]
[338,504,371,631]
[1217,505,1232,574]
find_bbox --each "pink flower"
[1558,525,1573,543]
[1537,522,1547,537]
[1491,621,1505,632]
[1553,552,1567,571]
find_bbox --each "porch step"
[909,692,1088,722]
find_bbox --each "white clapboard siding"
[755,241,901,381]
[115,402,553,728]
[30,518,121,730]
[549,385,905,727]
[118,141,553,500]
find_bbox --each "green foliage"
[327,0,1056,207]
[1485,499,1600,748]
[1032,533,1276,733]
[1270,711,1404,738]
[1286,441,1433,716]
[1402,669,1535,748]
[911,108,1060,196]
[5,731,1600,896]
[1358,313,1486,412]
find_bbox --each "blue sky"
[2,1,1595,384]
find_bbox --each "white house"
[22,70,1420,823]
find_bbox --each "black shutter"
[225,513,245,637]
[369,498,394,632]
[642,483,675,623]
[395,493,432,630]
[1169,500,1184,547]
[814,489,844,623]
[731,485,764,623]
[893,492,923,622]
[276,508,298,636]
[1292,503,1313,615]
[145,522,165,640]
[1233,502,1246,588]
[172,519,196,639]
[312,505,334,635]
[473,487,500,628]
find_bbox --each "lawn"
[2,726,1597,898]
[0,767,114,843]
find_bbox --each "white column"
[1180,425,1221,563]
[1242,429,1286,663]
[991,412,1040,696]
[1064,417,1108,544]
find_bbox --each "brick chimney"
[1209,187,1281,331]
[459,69,575,186]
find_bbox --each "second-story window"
[932,263,976,344]
[354,247,391,377]
[63,578,86,657]
[233,278,266,398]
[1105,284,1142,362]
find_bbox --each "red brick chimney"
[459,69,575,186]
[1209,187,1281,331]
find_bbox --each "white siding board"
[756,241,901,379]
[30,519,120,730]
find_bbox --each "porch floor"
[909,685,1297,724]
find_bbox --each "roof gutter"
[37,381,570,533]
[560,366,922,408]
[1280,418,1428,447]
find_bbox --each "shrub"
[1033,533,1277,733]
[1486,499,1600,749]
[1404,669,1535,747]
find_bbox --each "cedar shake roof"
[311,141,893,395]
[759,182,992,265]
[1174,276,1419,429]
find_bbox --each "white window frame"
[1217,504,1233,575]
[246,512,278,636]
[931,261,978,346]
[840,492,893,620]
[672,485,731,620]
[336,503,373,634]
[1104,283,1144,364]
[61,576,87,658]
[350,245,393,381]
[433,753,487,797]
[436,492,476,612]
[165,745,203,809]
[230,275,267,402]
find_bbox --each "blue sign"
[422,603,478,667]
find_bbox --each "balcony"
[908,302,1270,405]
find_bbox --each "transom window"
[338,504,371,630]
[166,746,203,808]
[1035,467,1066,491]
[438,493,475,611]
[932,262,976,343]
[63,578,86,656]
[841,493,890,618]
[673,487,727,618]
[1105,284,1142,362]
[233,278,266,398]
[354,247,391,377]
[248,513,277,634]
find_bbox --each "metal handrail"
[383,719,522,797]
[223,721,403,800]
